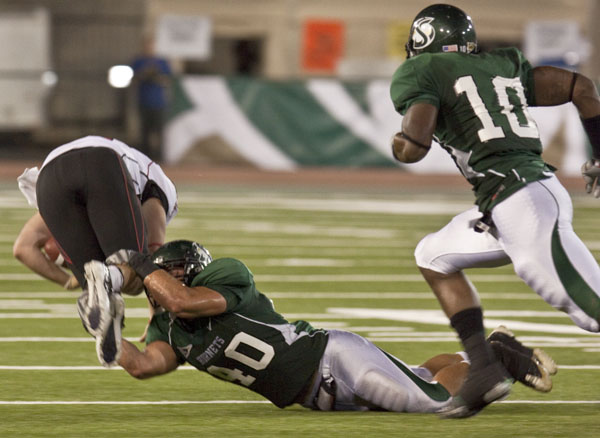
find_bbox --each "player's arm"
[117,261,227,319]
[142,197,167,254]
[13,212,74,288]
[140,180,173,253]
[391,102,438,163]
[119,338,179,379]
[534,66,600,195]
[143,270,227,318]
[533,66,600,117]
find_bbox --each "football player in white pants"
[390,3,600,418]
[416,174,600,333]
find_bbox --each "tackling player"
[390,3,600,417]
[78,240,556,414]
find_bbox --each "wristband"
[128,252,161,279]
[581,114,600,159]
[398,131,431,150]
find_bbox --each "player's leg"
[493,175,600,332]
[414,207,513,417]
[419,353,469,396]
[81,147,147,256]
[36,150,106,287]
[314,330,454,413]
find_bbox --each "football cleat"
[524,356,552,392]
[490,341,553,393]
[439,361,513,419]
[84,260,125,367]
[487,325,557,376]
[95,291,124,367]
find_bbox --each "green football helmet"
[405,4,477,58]
[152,240,212,286]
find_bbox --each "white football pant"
[301,330,453,412]
[415,175,600,332]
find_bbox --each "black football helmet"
[405,4,477,59]
[152,240,212,286]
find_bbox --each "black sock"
[450,307,495,370]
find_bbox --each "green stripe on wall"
[167,77,195,121]
[552,222,600,323]
[226,77,395,167]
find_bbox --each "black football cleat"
[439,361,513,419]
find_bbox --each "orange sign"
[302,20,345,73]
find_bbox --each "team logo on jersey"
[178,344,193,358]
[411,17,435,50]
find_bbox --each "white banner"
[155,15,212,60]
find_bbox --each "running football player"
[390,3,599,418]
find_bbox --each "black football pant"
[36,147,147,288]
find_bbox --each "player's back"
[391,48,553,210]
[392,48,542,171]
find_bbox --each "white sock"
[107,265,124,292]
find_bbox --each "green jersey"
[146,258,328,408]
[390,48,554,211]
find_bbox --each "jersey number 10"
[454,75,539,142]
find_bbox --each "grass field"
[0,177,598,438]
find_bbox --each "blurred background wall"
[0,0,598,172]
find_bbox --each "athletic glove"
[581,159,600,197]
[106,249,137,265]
[106,249,160,280]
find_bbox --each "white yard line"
[0,399,597,405]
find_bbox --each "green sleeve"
[390,55,441,115]
[145,313,186,364]
[190,258,256,311]
[518,50,536,106]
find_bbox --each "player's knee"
[355,370,409,412]
[414,234,451,273]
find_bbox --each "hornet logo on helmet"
[411,17,435,50]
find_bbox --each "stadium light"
[108,65,134,88]
[41,70,57,87]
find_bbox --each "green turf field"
[0,180,598,438]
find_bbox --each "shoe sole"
[525,361,552,392]
[85,262,113,337]
[533,348,558,376]
[439,379,512,419]
[84,260,124,367]
[96,293,124,367]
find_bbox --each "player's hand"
[106,249,141,265]
[63,275,80,290]
[581,159,600,197]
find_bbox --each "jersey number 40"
[207,332,275,386]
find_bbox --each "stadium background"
[0,1,599,437]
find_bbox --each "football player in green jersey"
[79,240,555,414]
[390,3,600,418]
